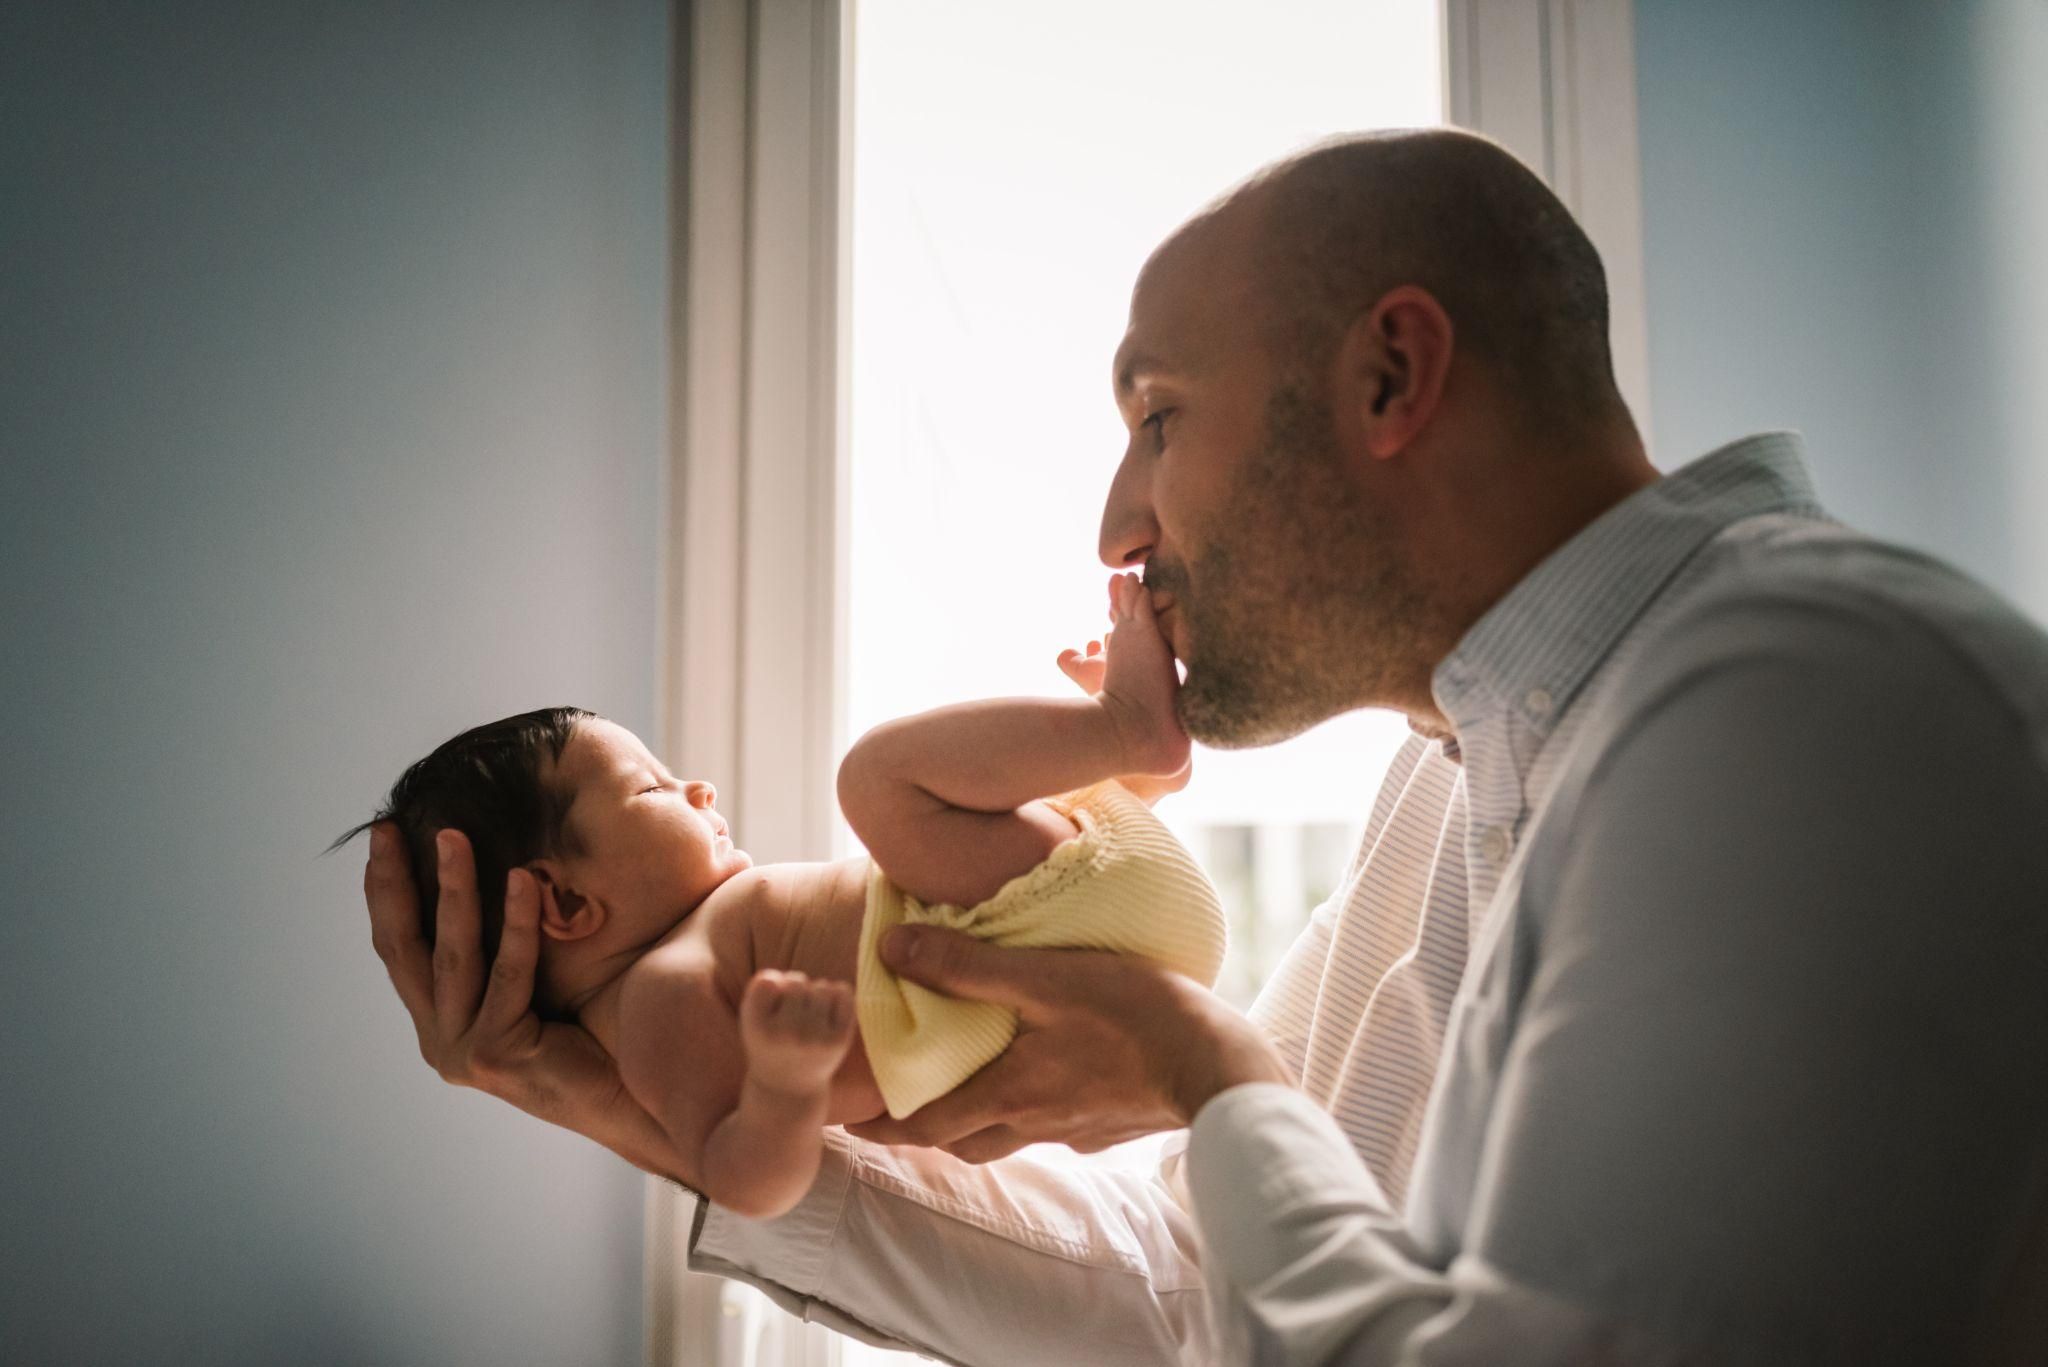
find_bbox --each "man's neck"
[1400,414,1658,736]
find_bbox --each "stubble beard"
[1169,384,1429,750]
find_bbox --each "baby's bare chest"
[698,856,870,1001]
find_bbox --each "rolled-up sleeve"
[689,1127,1217,1364]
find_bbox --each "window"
[843,0,1441,1005]
[836,6,1436,1361]
[658,1,1647,1360]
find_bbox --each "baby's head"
[342,707,751,1015]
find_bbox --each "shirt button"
[1480,825,1513,864]
[1524,687,1554,718]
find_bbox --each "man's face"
[1100,213,1426,748]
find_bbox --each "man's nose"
[1097,446,1157,569]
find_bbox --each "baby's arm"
[838,573,1187,908]
[616,960,853,1221]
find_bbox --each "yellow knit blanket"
[855,780,1228,1119]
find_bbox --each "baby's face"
[548,718,752,944]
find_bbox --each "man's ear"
[529,860,607,943]
[1338,284,1455,460]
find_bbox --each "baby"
[344,574,1224,1218]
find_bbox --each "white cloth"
[688,434,2048,1365]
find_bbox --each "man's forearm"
[515,1073,697,1187]
[691,1131,1218,1366]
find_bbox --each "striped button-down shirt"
[691,434,2048,1365]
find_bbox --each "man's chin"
[1176,673,1327,751]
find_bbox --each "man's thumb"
[880,926,1051,1011]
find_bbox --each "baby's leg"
[838,573,1186,908]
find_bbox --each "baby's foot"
[1098,572,1191,777]
[1055,637,1107,696]
[739,970,855,1097]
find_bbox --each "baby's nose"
[686,780,718,808]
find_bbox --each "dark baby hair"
[333,706,593,965]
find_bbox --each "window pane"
[834,4,1442,1358]
[846,0,1440,876]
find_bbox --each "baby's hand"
[1092,572,1191,778]
[739,970,855,1098]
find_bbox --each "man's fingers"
[944,1125,1028,1165]
[845,1051,1035,1149]
[843,1090,997,1149]
[478,867,541,1036]
[364,823,434,1027]
[878,927,1078,1014]
[431,829,487,1036]
[843,1115,909,1144]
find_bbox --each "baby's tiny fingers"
[745,969,794,1017]
[802,981,842,1027]
[802,981,852,1033]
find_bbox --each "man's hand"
[363,824,697,1187]
[843,926,1290,1163]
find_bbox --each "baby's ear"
[530,862,605,942]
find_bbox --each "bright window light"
[829,3,1442,1359]
[846,0,1443,974]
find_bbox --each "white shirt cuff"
[688,1126,855,1304]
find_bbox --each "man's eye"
[1142,409,1174,444]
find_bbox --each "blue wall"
[1,2,667,1361]
[1635,0,2048,622]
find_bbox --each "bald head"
[1179,129,1621,425]
[1101,129,1655,734]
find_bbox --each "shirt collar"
[1431,432,1824,743]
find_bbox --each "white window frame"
[648,2,1647,1361]
[648,0,848,1361]
[1444,0,1652,429]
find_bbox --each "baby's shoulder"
[642,864,790,999]
[616,935,724,1017]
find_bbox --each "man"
[366,130,2048,1363]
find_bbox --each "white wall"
[1635,0,2048,622]
[1,2,667,1361]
